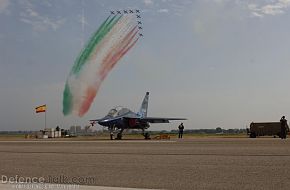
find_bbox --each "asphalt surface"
[0,138,290,190]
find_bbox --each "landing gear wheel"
[110,133,114,140]
[144,132,151,140]
[250,132,256,138]
[116,133,122,140]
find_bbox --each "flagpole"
[45,105,47,130]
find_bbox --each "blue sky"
[1,0,290,131]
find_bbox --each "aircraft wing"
[90,116,186,124]
[91,115,140,123]
[139,117,187,123]
[89,119,103,122]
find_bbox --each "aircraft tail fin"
[138,92,149,118]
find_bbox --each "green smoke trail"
[63,83,73,115]
[71,15,121,75]
[63,14,139,116]
[63,15,122,115]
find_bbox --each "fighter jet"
[90,92,186,140]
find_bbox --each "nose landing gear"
[109,126,124,140]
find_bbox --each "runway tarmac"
[0,138,290,190]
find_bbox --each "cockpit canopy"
[107,106,131,117]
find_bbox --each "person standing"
[178,123,184,139]
[280,116,288,139]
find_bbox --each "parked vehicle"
[249,122,289,138]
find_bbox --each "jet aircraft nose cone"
[98,120,106,125]
[98,118,110,126]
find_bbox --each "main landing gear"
[116,129,124,140]
[142,129,151,140]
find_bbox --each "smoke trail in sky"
[63,14,140,117]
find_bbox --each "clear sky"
[1,0,290,131]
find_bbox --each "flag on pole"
[35,105,46,113]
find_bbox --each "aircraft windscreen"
[107,107,131,117]
[107,109,118,117]
[117,108,130,116]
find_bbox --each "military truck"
[248,122,289,138]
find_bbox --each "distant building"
[84,126,93,133]
[69,126,82,135]
[36,128,61,138]
[76,126,81,133]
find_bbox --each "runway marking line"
[0,150,289,157]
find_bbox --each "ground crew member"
[280,116,288,139]
[178,123,184,139]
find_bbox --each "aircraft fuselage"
[97,108,150,130]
